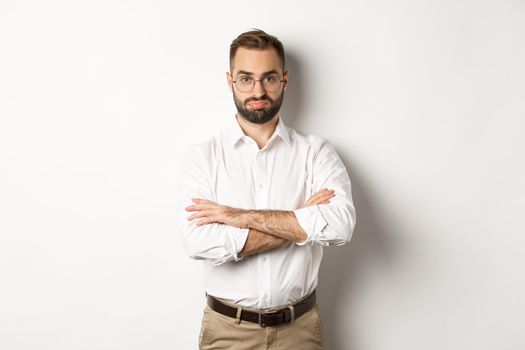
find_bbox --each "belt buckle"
[258,310,286,327]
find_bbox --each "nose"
[252,79,266,98]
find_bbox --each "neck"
[236,114,279,150]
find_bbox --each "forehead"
[231,47,282,75]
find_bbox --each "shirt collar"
[228,115,291,148]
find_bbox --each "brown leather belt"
[206,291,316,327]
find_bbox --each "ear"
[282,70,289,90]
[226,72,233,92]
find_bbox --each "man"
[178,29,356,349]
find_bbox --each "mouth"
[246,100,269,110]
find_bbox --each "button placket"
[254,151,271,307]
[254,151,267,207]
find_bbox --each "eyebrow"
[236,70,280,77]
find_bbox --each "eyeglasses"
[232,74,284,93]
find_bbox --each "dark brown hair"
[229,29,285,71]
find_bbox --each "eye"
[264,75,278,83]
[238,76,253,83]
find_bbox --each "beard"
[233,90,284,125]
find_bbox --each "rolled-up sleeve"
[293,139,356,246]
[177,145,249,265]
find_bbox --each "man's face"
[227,47,288,124]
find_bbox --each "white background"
[1,1,524,349]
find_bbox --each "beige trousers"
[199,304,324,349]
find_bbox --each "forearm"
[239,229,289,257]
[244,210,307,243]
[185,199,309,244]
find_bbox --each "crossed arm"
[185,189,335,257]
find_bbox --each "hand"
[185,198,248,228]
[301,188,335,208]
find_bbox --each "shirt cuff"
[226,227,250,262]
[293,206,328,246]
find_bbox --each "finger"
[319,192,335,200]
[313,188,331,195]
[187,211,213,221]
[186,203,217,211]
[305,191,327,203]
[316,190,335,197]
[310,192,335,205]
[308,192,324,201]
[304,193,328,206]
[185,204,210,212]
[185,204,202,211]
[304,189,335,206]
[310,189,334,200]
[196,218,216,226]
[187,213,199,221]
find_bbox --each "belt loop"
[288,305,295,324]
[235,306,243,325]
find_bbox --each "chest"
[211,142,315,210]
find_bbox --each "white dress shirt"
[178,116,356,308]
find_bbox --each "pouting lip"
[247,100,269,109]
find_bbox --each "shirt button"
[258,184,263,189]
[262,256,267,262]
